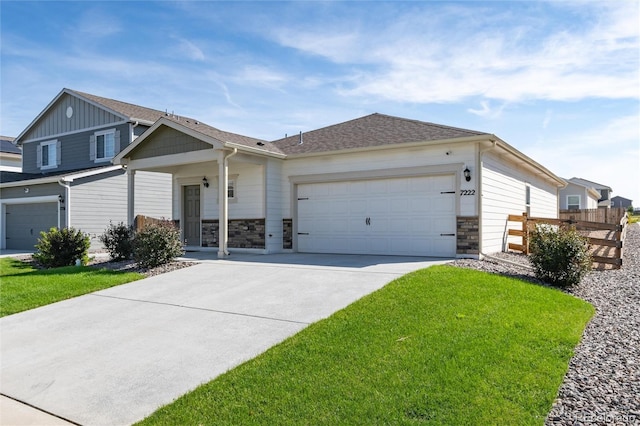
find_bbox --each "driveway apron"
[0,254,448,425]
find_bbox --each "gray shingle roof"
[160,116,282,155]
[1,138,21,154]
[70,90,170,124]
[71,90,282,155]
[270,113,489,155]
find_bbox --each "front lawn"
[139,265,593,425]
[0,257,143,317]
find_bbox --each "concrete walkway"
[0,253,448,425]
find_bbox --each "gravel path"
[451,223,640,425]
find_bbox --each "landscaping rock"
[451,223,640,425]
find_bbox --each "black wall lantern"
[202,177,210,188]
[463,167,471,182]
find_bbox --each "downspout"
[477,140,497,259]
[218,148,238,258]
[129,121,139,142]
[57,179,71,229]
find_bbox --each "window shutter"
[114,130,121,154]
[89,134,96,160]
[56,141,62,165]
[37,144,42,168]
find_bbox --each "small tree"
[33,227,90,268]
[99,221,135,261]
[133,221,183,268]
[529,225,591,287]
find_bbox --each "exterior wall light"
[463,167,471,182]
[58,194,64,203]
[202,177,210,188]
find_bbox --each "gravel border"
[451,223,640,425]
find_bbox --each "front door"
[183,185,200,246]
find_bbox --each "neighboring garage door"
[297,175,456,257]
[5,203,58,250]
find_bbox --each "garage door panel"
[297,175,456,257]
[6,202,58,250]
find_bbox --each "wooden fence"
[134,215,179,232]
[507,212,628,269]
[559,207,627,225]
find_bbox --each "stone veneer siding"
[456,216,479,256]
[283,219,293,249]
[201,219,265,249]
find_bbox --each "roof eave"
[490,137,565,187]
[282,134,494,159]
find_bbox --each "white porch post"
[128,169,136,227]
[218,151,229,258]
[217,148,237,258]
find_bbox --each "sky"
[1,1,639,204]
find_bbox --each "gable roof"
[568,177,612,191]
[561,179,602,200]
[270,113,489,155]
[69,89,169,125]
[15,88,173,144]
[114,116,283,163]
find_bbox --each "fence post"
[522,212,529,254]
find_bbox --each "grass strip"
[139,265,593,426]
[0,257,143,317]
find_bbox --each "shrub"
[529,225,591,287]
[99,221,135,261]
[133,221,184,268]
[33,227,90,268]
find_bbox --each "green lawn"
[0,257,143,317]
[139,265,593,426]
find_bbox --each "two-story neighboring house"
[0,137,22,172]
[559,177,613,210]
[0,89,172,250]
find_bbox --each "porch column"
[217,148,237,258]
[128,169,136,227]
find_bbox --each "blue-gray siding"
[22,123,130,174]
[21,93,125,142]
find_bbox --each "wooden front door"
[183,185,201,246]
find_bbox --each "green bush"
[99,221,135,261]
[529,225,592,287]
[133,221,184,268]
[33,227,90,268]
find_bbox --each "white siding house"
[115,113,564,259]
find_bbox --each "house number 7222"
[460,190,476,196]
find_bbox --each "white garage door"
[297,175,456,257]
[6,203,58,250]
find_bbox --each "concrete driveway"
[0,253,449,425]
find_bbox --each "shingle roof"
[270,113,489,155]
[70,90,170,124]
[161,116,283,155]
[71,90,282,155]
[0,138,21,154]
[0,166,118,184]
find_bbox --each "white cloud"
[175,38,206,61]
[467,101,506,119]
[275,2,639,104]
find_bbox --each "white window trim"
[94,129,116,163]
[39,140,59,170]
[567,195,581,210]
[216,174,238,204]
[90,128,120,163]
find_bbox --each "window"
[90,129,119,162]
[567,195,580,210]
[228,179,236,199]
[525,184,531,215]
[38,140,59,170]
